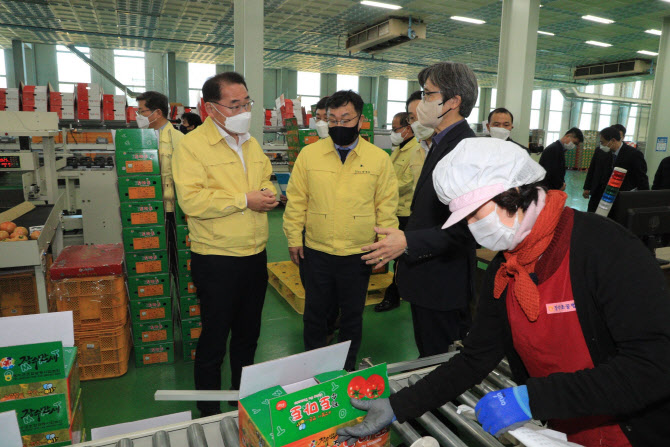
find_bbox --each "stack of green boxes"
[0,342,84,446]
[175,201,202,362]
[285,117,319,172]
[360,103,375,144]
[115,129,174,367]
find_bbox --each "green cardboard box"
[116,149,160,177]
[178,273,196,297]
[122,226,167,253]
[125,250,169,276]
[117,175,163,202]
[177,249,191,276]
[238,347,390,447]
[115,129,159,150]
[175,201,188,225]
[0,342,64,387]
[360,129,374,145]
[127,273,170,300]
[120,201,165,228]
[130,297,172,322]
[0,391,71,436]
[183,339,198,362]
[134,341,174,367]
[180,316,202,342]
[179,295,200,319]
[15,389,84,447]
[132,319,174,346]
[176,225,190,250]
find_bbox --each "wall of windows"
[0,50,6,88]
[336,74,358,92]
[188,62,216,107]
[530,90,541,129]
[546,90,564,142]
[56,45,91,93]
[114,50,145,106]
[386,79,408,125]
[297,71,321,111]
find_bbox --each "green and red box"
[117,175,163,202]
[116,149,160,177]
[127,272,170,300]
[130,297,173,322]
[120,201,165,228]
[125,250,169,276]
[122,226,167,252]
[132,319,174,346]
[134,341,174,367]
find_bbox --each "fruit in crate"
[12,227,28,236]
[0,221,16,233]
[0,230,9,241]
[30,231,41,240]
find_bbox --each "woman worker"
[337,138,670,446]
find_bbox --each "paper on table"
[0,311,74,348]
[90,411,192,440]
[0,410,22,447]
[509,424,584,447]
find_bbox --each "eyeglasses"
[391,125,408,133]
[135,108,154,116]
[210,99,254,113]
[421,90,443,99]
[327,115,360,126]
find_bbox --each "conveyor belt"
[5,204,54,228]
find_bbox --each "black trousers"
[384,216,409,302]
[191,250,268,414]
[410,303,471,358]
[302,247,371,370]
[165,211,178,277]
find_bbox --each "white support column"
[234,0,264,142]
[645,16,670,178]
[496,0,540,144]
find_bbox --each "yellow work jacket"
[410,139,428,189]
[158,124,184,212]
[391,137,420,217]
[172,117,275,257]
[283,136,399,256]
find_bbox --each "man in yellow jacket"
[283,90,399,371]
[172,72,278,417]
[406,90,432,189]
[375,112,420,313]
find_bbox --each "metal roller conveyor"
[390,416,423,446]
[115,440,133,447]
[486,369,517,390]
[151,431,171,447]
[407,375,504,447]
[455,390,480,409]
[186,423,209,447]
[496,359,512,377]
[219,417,240,447]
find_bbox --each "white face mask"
[212,105,251,134]
[416,96,451,129]
[390,130,405,146]
[315,120,329,139]
[489,127,511,141]
[564,141,576,151]
[467,206,520,251]
[599,144,611,152]
[411,120,434,141]
[136,109,156,129]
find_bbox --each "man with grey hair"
[361,62,478,357]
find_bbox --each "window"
[546,89,564,142]
[336,74,358,93]
[56,45,91,93]
[585,85,595,94]
[633,81,642,98]
[626,106,638,141]
[0,50,6,88]
[114,49,145,106]
[188,63,216,107]
[470,87,481,123]
[579,101,593,130]
[530,89,541,129]
[297,71,321,112]
[489,88,497,112]
[386,79,408,125]
[601,83,615,96]
[598,101,612,130]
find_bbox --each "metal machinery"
[73,355,538,447]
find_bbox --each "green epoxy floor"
[79,171,588,436]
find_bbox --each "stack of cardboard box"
[76,83,103,120]
[103,94,128,121]
[0,88,20,111]
[19,83,50,112]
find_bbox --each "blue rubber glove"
[475,385,532,437]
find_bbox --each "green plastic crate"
[116,149,160,177]
[120,201,165,228]
[134,341,175,367]
[177,249,191,276]
[118,175,163,202]
[115,129,159,150]
[127,272,170,300]
[130,297,173,322]
[122,226,167,252]
[132,319,174,346]
[183,339,198,362]
[125,250,169,276]
[178,273,196,297]
[176,225,190,250]
[181,316,202,342]
[180,295,200,319]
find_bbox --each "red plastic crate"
[51,244,124,279]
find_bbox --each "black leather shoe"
[374,299,400,312]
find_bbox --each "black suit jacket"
[538,140,566,190]
[652,156,670,190]
[396,120,477,311]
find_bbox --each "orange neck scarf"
[493,190,568,321]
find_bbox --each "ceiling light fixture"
[537,30,555,36]
[582,15,615,24]
[585,40,612,47]
[451,16,486,25]
[646,29,662,36]
[638,50,659,56]
[360,1,402,10]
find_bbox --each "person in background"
[172,72,278,417]
[486,107,530,153]
[406,90,432,188]
[283,90,398,371]
[538,127,584,191]
[180,112,203,134]
[136,91,184,272]
[308,96,330,139]
[612,123,626,141]
[338,138,670,447]
[652,156,670,190]
[583,126,649,213]
[361,62,479,357]
[375,112,420,313]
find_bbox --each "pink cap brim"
[441,183,505,229]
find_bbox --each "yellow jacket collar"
[202,116,228,146]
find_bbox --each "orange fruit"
[0,221,16,233]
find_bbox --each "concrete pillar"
[358,76,374,104]
[479,88,492,125]
[175,60,189,105]
[263,68,278,109]
[320,73,337,97]
[144,52,165,94]
[35,44,57,87]
[216,63,234,74]
[645,15,670,177]
[12,40,26,85]
[376,76,389,128]
[277,69,297,98]
[234,0,264,141]
[23,43,36,85]
[408,80,421,97]
[496,0,540,144]
[569,101,581,129]
[166,52,177,102]
[90,48,116,95]
[4,48,16,88]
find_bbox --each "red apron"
[506,214,631,447]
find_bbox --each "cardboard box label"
[135,260,162,274]
[188,304,200,317]
[125,159,154,174]
[142,329,167,342]
[128,186,156,200]
[0,342,64,386]
[143,351,168,365]
[138,284,164,297]
[190,327,202,339]
[133,236,160,250]
[140,307,166,320]
[130,211,158,225]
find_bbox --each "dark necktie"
[610,152,616,171]
[337,149,348,164]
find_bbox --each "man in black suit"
[486,107,530,153]
[359,62,478,357]
[583,125,649,213]
[538,127,583,191]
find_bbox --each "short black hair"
[601,126,622,142]
[406,90,422,112]
[565,127,584,143]
[612,123,627,136]
[393,112,410,127]
[315,96,329,112]
[181,112,202,127]
[493,183,547,214]
[488,107,514,123]
[136,91,169,119]
[326,90,363,115]
[202,72,247,103]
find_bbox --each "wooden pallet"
[267,261,392,314]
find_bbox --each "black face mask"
[179,125,188,134]
[328,117,360,146]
